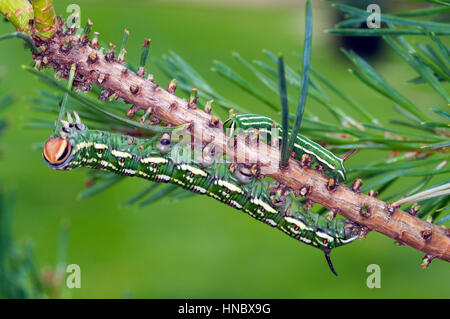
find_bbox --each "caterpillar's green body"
[43,114,359,275]
[223,114,346,181]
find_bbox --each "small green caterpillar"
[43,113,359,275]
[223,114,347,181]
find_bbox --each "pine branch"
[26,19,450,264]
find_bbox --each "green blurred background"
[0,0,449,298]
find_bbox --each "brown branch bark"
[31,22,450,264]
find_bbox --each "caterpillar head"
[43,137,73,170]
[43,112,87,170]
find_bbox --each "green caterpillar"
[223,114,347,181]
[43,112,359,275]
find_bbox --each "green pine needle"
[278,55,290,166]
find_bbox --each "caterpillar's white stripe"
[266,219,278,227]
[259,127,337,164]
[241,121,274,127]
[215,180,244,194]
[340,235,359,244]
[285,216,313,231]
[173,178,185,186]
[208,192,222,201]
[238,115,274,121]
[179,164,208,177]
[94,143,108,149]
[100,160,117,170]
[138,171,149,178]
[300,237,312,244]
[193,186,207,194]
[156,174,171,182]
[111,149,133,159]
[74,142,94,153]
[141,157,169,164]
[123,169,136,175]
[229,200,242,209]
[250,197,279,214]
[315,231,335,242]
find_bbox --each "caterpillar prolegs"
[43,113,360,276]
